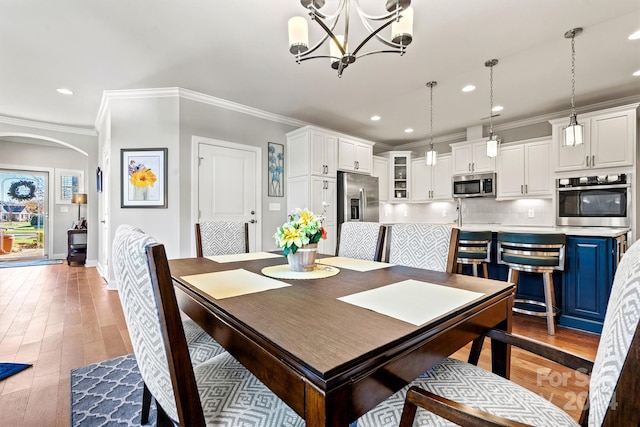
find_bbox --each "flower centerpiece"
[274,208,327,272]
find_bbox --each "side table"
[67,229,87,266]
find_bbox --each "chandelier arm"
[306,0,346,22]
[312,15,347,56]
[358,9,408,50]
[353,0,401,22]
[296,12,343,59]
[352,18,396,56]
[354,49,407,59]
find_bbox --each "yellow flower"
[130,168,157,188]
[274,223,308,249]
[296,208,315,226]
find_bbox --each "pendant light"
[485,59,499,158]
[425,81,437,166]
[563,28,584,147]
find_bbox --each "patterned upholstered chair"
[336,222,386,261]
[357,236,640,427]
[195,221,249,257]
[386,224,460,273]
[113,225,303,426]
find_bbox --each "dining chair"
[114,225,227,424]
[386,224,460,273]
[113,225,303,426]
[195,221,249,257]
[335,222,386,261]
[357,236,640,427]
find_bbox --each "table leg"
[304,380,352,427]
[491,294,513,379]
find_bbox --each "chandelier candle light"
[485,59,500,158]
[425,81,437,166]
[563,27,584,147]
[288,0,414,77]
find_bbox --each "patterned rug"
[70,353,156,426]
[0,363,32,381]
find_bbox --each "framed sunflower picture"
[120,148,168,208]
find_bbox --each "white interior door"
[197,140,261,252]
[99,149,110,281]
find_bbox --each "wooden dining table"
[169,254,515,427]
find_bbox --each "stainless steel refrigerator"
[337,171,380,224]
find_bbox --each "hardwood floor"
[0,263,599,426]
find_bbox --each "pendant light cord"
[570,34,576,115]
[489,63,494,136]
[429,83,434,150]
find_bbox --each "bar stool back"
[456,230,492,278]
[497,232,566,335]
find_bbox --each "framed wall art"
[268,142,284,197]
[120,148,168,208]
[96,167,103,193]
[55,168,85,204]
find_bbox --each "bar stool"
[497,232,566,335]
[456,230,492,278]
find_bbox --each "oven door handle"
[557,183,630,191]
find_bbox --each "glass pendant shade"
[426,149,437,166]
[330,35,346,65]
[563,113,584,147]
[391,6,414,45]
[486,135,499,158]
[288,17,309,54]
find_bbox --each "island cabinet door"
[561,236,614,333]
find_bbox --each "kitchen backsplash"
[381,198,554,227]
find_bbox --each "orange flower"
[130,168,157,188]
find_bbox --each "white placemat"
[181,268,290,299]
[205,252,282,263]
[338,279,485,326]
[317,256,392,272]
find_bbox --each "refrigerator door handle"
[360,187,366,222]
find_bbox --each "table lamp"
[71,193,87,222]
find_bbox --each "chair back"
[195,221,249,257]
[113,225,204,425]
[588,238,640,426]
[457,230,492,263]
[386,224,459,273]
[497,232,566,273]
[336,222,386,261]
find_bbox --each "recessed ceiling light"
[633,70,640,77]
[57,88,74,95]
[462,85,476,92]
[370,115,381,121]
[492,105,504,112]
[404,128,414,133]
[629,30,640,40]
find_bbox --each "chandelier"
[563,27,583,147]
[288,0,414,77]
[485,59,500,158]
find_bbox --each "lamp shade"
[563,114,584,146]
[71,193,87,205]
[426,149,437,166]
[288,17,309,53]
[391,6,413,45]
[330,35,346,62]
[486,136,499,158]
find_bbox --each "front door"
[0,169,49,261]
[196,138,261,252]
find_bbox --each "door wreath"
[8,180,36,201]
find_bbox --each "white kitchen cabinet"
[287,175,336,255]
[338,137,373,174]
[372,155,389,202]
[550,104,637,172]
[287,126,337,178]
[450,139,495,175]
[411,154,452,202]
[378,151,412,202]
[497,139,552,199]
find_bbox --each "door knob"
[250,219,257,224]
[250,210,255,215]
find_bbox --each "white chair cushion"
[357,357,579,427]
[194,352,304,426]
[182,319,226,365]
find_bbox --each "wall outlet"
[528,209,535,218]
[442,210,447,218]
[403,210,408,217]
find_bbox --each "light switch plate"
[269,203,281,211]
[60,206,69,213]
[528,209,535,218]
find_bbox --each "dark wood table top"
[169,254,515,426]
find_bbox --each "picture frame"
[54,168,85,204]
[120,148,168,208]
[96,167,103,193]
[268,142,284,197]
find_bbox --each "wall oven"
[556,174,630,227]
[453,173,496,198]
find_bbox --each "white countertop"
[382,222,629,238]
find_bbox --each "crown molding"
[0,115,96,136]
[96,87,309,129]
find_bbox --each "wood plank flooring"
[0,263,599,426]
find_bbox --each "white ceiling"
[2,1,639,147]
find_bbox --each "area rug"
[70,353,156,426]
[0,363,32,381]
[0,259,63,268]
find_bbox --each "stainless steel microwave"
[453,173,496,198]
[556,174,630,227]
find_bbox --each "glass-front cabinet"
[379,151,412,202]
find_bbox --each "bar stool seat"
[457,230,492,279]
[497,232,566,335]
